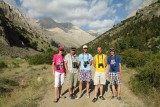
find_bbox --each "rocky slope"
[0,0,56,57]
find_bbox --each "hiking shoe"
[117,96,121,100]
[99,96,105,100]
[73,94,77,99]
[111,96,116,99]
[92,97,98,103]
[86,93,90,98]
[69,94,75,99]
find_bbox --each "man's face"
[70,49,75,55]
[59,50,64,54]
[110,51,115,56]
[83,48,88,53]
[97,47,102,54]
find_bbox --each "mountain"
[0,0,59,57]
[87,30,101,37]
[38,18,96,47]
[85,0,160,54]
[127,0,158,18]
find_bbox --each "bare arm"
[64,61,68,73]
[93,56,96,68]
[52,62,55,76]
[119,63,122,75]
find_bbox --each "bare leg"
[112,84,116,97]
[94,85,98,98]
[55,87,58,100]
[100,84,103,96]
[117,84,121,97]
[59,86,62,98]
[78,80,83,96]
[86,82,90,94]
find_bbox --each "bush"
[121,49,149,68]
[0,61,7,69]
[28,51,56,65]
[131,54,160,107]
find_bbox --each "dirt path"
[38,67,145,107]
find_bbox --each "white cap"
[83,45,88,49]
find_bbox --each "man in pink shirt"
[52,46,65,103]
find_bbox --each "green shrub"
[121,49,149,68]
[131,57,160,106]
[0,61,7,69]
[28,51,56,65]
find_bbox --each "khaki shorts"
[94,72,106,85]
[67,72,78,88]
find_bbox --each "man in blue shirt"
[107,48,122,100]
[76,45,93,99]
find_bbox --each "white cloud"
[125,0,144,13]
[89,19,115,29]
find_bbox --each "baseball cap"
[71,47,76,51]
[83,45,88,49]
[110,48,115,52]
[58,46,64,51]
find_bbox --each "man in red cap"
[52,46,65,103]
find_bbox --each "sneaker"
[117,96,121,100]
[76,94,81,99]
[99,96,105,100]
[54,98,59,103]
[86,93,90,98]
[92,97,98,103]
[111,96,116,99]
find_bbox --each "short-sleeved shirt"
[64,53,79,73]
[52,54,65,73]
[79,53,93,71]
[107,55,121,73]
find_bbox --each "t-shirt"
[107,55,121,73]
[78,53,93,71]
[94,54,106,72]
[52,54,65,73]
[64,53,79,73]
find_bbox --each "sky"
[3,0,146,33]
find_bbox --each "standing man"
[52,46,65,103]
[77,45,93,99]
[64,47,79,99]
[92,47,107,102]
[107,48,122,100]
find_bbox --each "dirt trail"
[38,67,145,107]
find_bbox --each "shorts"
[94,72,106,85]
[67,72,78,88]
[79,70,91,82]
[54,71,65,87]
[110,72,121,85]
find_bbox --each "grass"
[0,57,53,107]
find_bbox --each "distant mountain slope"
[85,0,160,54]
[38,18,96,47]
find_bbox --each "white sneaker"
[86,93,90,98]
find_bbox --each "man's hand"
[118,73,121,78]
[106,72,110,78]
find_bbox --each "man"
[107,48,122,100]
[92,47,107,102]
[64,47,79,99]
[52,46,65,103]
[77,45,93,99]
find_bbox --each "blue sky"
[4,0,146,33]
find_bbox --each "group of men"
[52,45,122,103]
